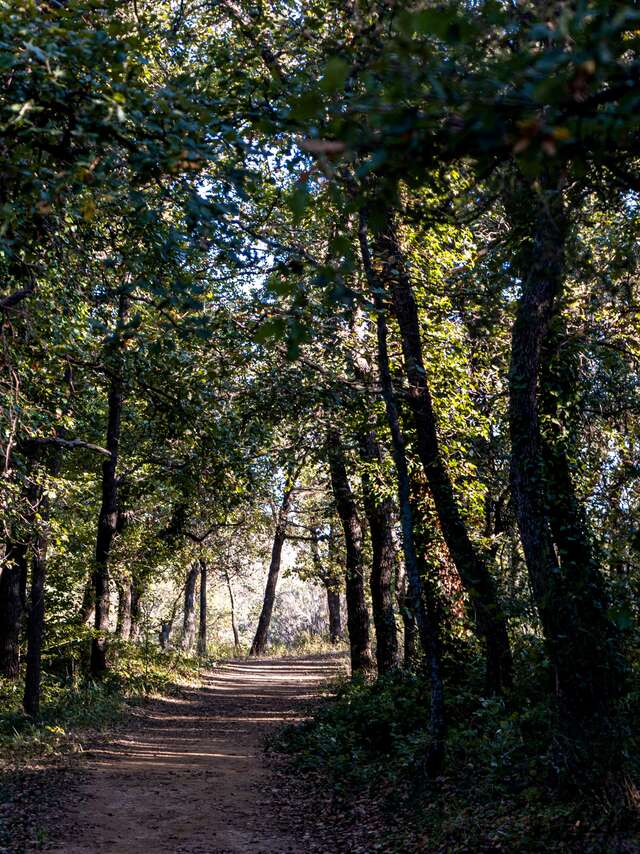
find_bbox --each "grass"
[0,640,202,766]
[261,632,349,658]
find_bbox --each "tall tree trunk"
[249,525,287,656]
[115,578,132,640]
[197,559,207,657]
[506,181,623,753]
[224,568,241,654]
[129,577,142,641]
[91,292,128,677]
[312,526,342,643]
[359,208,445,770]
[372,215,512,695]
[327,429,374,676]
[326,585,342,644]
[23,524,46,716]
[250,473,295,656]
[23,444,61,717]
[359,432,399,674]
[0,537,28,678]
[182,561,199,652]
[249,508,290,655]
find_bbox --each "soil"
[29,653,346,854]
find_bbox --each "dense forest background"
[1,0,640,851]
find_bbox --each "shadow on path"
[45,653,346,854]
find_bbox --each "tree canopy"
[2,1,640,850]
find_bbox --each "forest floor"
[7,653,347,854]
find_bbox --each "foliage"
[276,647,640,852]
[1,0,640,847]
[0,642,201,765]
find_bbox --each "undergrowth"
[274,643,640,853]
[264,633,349,658]
[0,639,202,766]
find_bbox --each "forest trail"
[45,654,346,854]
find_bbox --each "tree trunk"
[91,292,128,677]
[129,578,142,641]
[359,208,445,770]
[182,561,199,652]
[0,537,27,678]
[359,431,399,674]
[327,429,374,676]
[312,526,342,643]
[326,586,342,644]
[250,468,297,656]
[159,621,171,650]
[506,182,623,753]
[395,563,420,669]
[24,527,46,716]
[197,559,207,657]
[372,215,512,695]
[115,578,132,640]
[224,569,241,654]
[79,576,94,625]
[249,525,287,656]
[23,444,61,717]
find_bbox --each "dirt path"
[44,654,346,854]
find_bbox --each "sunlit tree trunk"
[224,568,241,654]
[197,559,207,657]
[250,468,295,656]
[359,208,445,770]
[115,578,132,640]
[372,215,512,695]
[182,561,199,652]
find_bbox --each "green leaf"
[254,317,286,343]
[320,58,349,94]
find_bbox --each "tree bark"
[250,473,295,656]
[182,561,199,652]
[0,537,28,678]
[224,568,241,654]
[359,208,445,770]
[326,586,342,644]
[372,215,512,695]
[91,292,128,677]
[197,559,207,657]
[79,576,95,625]
[115,578,132,640]
[23,524,46,716]
[129,577,142,641]
[506,181,623,748]
[327,429,374,676]
[23,444,61,717]
[312,526,342,643]
[359,431,399,674]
